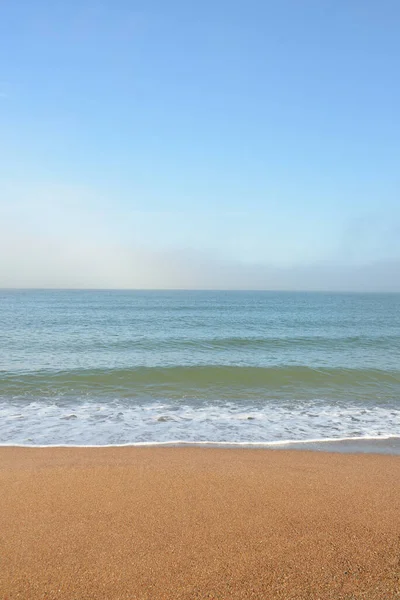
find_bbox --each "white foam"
[1,398,399,447]
[1,434,400,449]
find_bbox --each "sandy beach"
[1,447,399,599]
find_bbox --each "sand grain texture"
[0,447,399,599]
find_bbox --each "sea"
[1,290,400,453]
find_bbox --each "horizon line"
[1,287,399,294]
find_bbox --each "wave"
[16,334,400,353]
[111,335,400,354]
[2,365,400,399]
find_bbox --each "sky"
[0,0,399,290]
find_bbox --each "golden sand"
[1,447,399,599]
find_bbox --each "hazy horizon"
[2,288,400,294]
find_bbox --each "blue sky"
[1,0,399,289]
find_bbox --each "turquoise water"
[1,290,400,447]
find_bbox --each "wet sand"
[1,447,399,599]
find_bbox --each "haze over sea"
[1,289,399,451]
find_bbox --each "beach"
[1,447,399,599]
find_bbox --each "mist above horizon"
[1,1,399,291]
[0,181,399,292]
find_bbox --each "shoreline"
[2,434,400,455]
[1,446,400,599]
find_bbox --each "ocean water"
[1,290,400,451]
